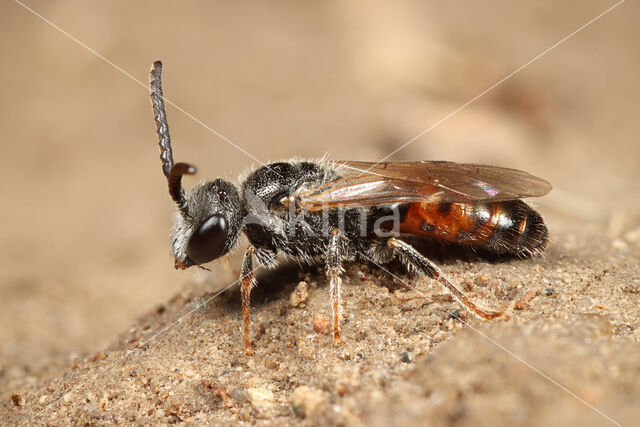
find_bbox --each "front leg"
[240,246,257,356]
[386,238,504,320]
[240,246,278,355]
[327,228,345,345]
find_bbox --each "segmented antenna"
[150,61,196,214]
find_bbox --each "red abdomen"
[397,200,548,256]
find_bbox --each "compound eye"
[186,214,228,265]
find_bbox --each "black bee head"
[171,179,243,269]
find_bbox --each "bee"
[150,61,551,355]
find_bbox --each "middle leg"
[326,228,345,345]
[240,246,257,356]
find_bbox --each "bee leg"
[327,228,344,345]
[386,238,505,320]
[240,246,257,356]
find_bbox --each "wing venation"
[295,160,552,211]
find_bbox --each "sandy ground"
[1,1,639,425]
[3,230,640,425]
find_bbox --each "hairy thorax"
[240,161,386,260]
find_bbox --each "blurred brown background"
[1,0,638,391]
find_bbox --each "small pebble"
[312,314,331,336]
[514,290,537,310]
[290,282,309,307]
[291,386,327,418]
[231,387,249,403]
[475,275,490,286]
[247,386,275,411]
[11,393,22,408]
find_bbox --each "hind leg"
[375,238,504,320]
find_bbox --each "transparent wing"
[295,160,552,211]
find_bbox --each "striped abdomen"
[397,200,548,256]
